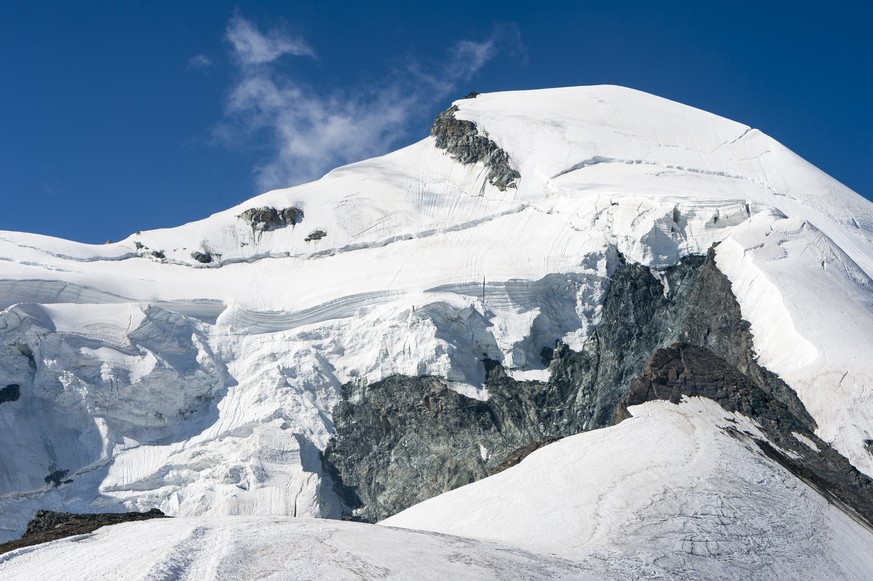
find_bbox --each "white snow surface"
[1,85,873,544]
[2,400,870,580]
[384,398,873,580]
[0,516,599,580]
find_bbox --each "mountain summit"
[1,86,873,579]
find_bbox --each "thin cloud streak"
[217,16,518,191]
[188,54,214,69]
[226,15,315,66]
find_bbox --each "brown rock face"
[0,509,167,555]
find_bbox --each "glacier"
[1,85,873,578]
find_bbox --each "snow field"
[0,85,871,550]
[0,517,600,580]
[383,398,873,580]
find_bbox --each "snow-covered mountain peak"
[146,86,871,268]
[1,86,873,578]
[5,85,870,274]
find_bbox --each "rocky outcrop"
[191,250,213,264]
[490,436,561,475]
[304,229,327,242]
[324,377,499,521]
[323,248,873,525]
[44,466,70,488]
[239,206,304,232]
[625,343,873,527]
[431,105,520,191]
[0,384,19,404]
[0,509,166,555]
[623,344,805,427]
[324,251,703,520]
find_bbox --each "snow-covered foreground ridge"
[1,400,871,580]
[0,516,599,580]
[0,85,872,545]
[383,398,873,580]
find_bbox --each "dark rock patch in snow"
[191,250,213,264]
[326,251,711,521]
[305,229,327,242]
[0,509,166,556]
[0,384,19,404]
[490,436,561,475]
[431,105,520,191]
[239,206,304,232]
[43,466,70,488]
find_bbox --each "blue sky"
[2,1,871,243]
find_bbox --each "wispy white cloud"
[216,16,519,191]
[188,54,214,69]
[226,15,314,66]
[452,39,498,77]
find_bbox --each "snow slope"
[384,398,873,580]
[2,400,870,580]
[0,516,599,580]
[1,85,872,543]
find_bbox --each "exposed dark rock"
[44,467,70,488]
[322,376,568,521]
[623,343,807,430]
[304,229,327,242]
[866,440,873,455]
[191,250,212,264]
[0,384,20,403]
[323,247,873,525]
[490,437,561,475]
[547,248,813,433]
[431,105,520,191]
[150,250,165,260]
[323,377,498,522]
[0,509,167,556]
[753,438,873,530]
[17,343,36,371]
[675,250,815,428]
[239,206,304,232]
[325,252,707,520]
[463,91,480,99]
[623,342,873,527]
